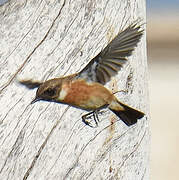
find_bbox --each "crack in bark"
[1,0,44,65]
[23,106,70,180]
[0,1,67,178]
[43,7,83,80]
[45,11,108,81]
[0,104,33,175]
[62,16,107,77]
[118,128,147,170]
[0,0,66,95]
[45,7,81,59]
[141,166,147,180]
[84,127,135,180]
[46,116,82,176]
[84,127,147,179]
[13,104,33,134]
[27,104,51,138]
[63,124,112,179]
[63,120,130,179]
[126,67,134,94]
[0,104,31,147]
[63,124,147,179]
[121,0,132,29]
[0,97,23,124]
[0,124,26,174]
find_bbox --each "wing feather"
[96,66,107,84]
[78,23,144,84]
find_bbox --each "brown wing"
[78,23,144,84]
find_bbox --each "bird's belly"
[63,90,108,110]
[58,80,113,110]
[78,96,107,110]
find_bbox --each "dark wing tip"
[95,22,144,84]
[78,21,144,85]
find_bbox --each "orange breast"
[60,79,114,110]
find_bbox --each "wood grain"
[0,0,149,179]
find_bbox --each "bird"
[19,23,145,127]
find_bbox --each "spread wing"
[78,23,144,84]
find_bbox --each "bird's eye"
[44,88,56,96]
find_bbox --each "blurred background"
[147,0,179,180]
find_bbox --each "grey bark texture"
[0,0,149,180]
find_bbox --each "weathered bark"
[0,0,149,179]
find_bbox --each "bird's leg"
[82,111,96,127]
[93,110,100,127]
[82,105,108,128]
[82,110,101,128]
[96,109,107,116]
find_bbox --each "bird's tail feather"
[109,101,144,126]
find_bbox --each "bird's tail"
[109,100,144,126]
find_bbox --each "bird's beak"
[30,97,41,104]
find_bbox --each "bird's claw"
[82,113,99,128]
[82,116,96,128]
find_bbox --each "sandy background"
[148,14,179,180]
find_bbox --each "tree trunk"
[0,0,149,179]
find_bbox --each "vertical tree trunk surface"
[0,0,149,179]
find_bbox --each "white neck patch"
[58,88,68,100]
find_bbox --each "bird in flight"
[19,23,145,127]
